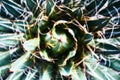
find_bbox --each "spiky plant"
[0,0,120,80]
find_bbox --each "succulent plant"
[0,0,120,80]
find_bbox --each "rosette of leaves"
[0,0,120,80]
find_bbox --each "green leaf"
[99,1,120,17]
[1,0,23,18]
[95,43,120,55]
[13,21,27,33]
[81,17,109,31]
[46,0,54,16]
[85,0,107,16]
[49,6,62,20]
[71,67,86,80]
[23,38,39,51]
[0,34,23,47]
[0,65,10,79]
[63,0,71,5]
[24,71,37,80]
[0,52,11,66]
[106,58,120,71]
[95,18,109,31]
[104,27,120,38]
[61,6,73,14]
[59,61,73,76]
[90,37,120,55]
[12,0,22,4]
[0,19,26,33]
[86,62,120,80]
[73,8,82,20]
[0,6,12,19]
[7,71,24,80]
[0,49,17,66]
[0,47,8,52]
[82,33,93,44]
[86,63,107,80]
[110,16,120,25]
[10,52,32,71]
[0,20,14,33]
[38,20,49,33]
[26,0,36,11]
[95,37,120,46]
[0,47,24,67]
[39,64,53,80]
[26,0,41,17]
[49,6,72,21]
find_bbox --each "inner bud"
[44,27,75,58]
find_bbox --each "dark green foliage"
[0,0,120,80]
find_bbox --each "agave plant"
[0,0,120,80]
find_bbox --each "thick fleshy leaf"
[0,6,12,19]
[86,63,107,80]
[86,62,120,80]
[49,6,72,21]
[62,0,79,7]
[71,67,86,80]
[13,21,27,33]
[73,8,82,20]
[0,46,9,52]
[62,0,71,5]
[26,0,37,11]
[0,19,25,33]
[82,33,93,44]
[90,37,120,55]
[38,20,49,33]
[0,51,11,66]
[81,17,109,31]
[95,43,120,55]
[104,27,120,38]
[48,5,60,20]
[0,20,14,33]
[110,16,120,25]
[59,61,73,76]
[26,0,41,17]
[7,71,25,80]
[79,0,92,7]
[0,0,120,80]
[10,52,32,71]
[0,47,24,66]
[46,0,54,16]
[106,58,120,71]
[95,20,109,31]
[99,1,120,17]
[0,48,18,66]
[85,0,107,16]
[1,0,24,19]
[0,65,10,79]
[10,47,25,61]
[39,64,53,80]
[60,6,72,14]
[25,25,39,39]
[12,0,22,4]
[0,34,23,47]
[23,38,39,51]
[24,71,37,80]
[95,37,120,46]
